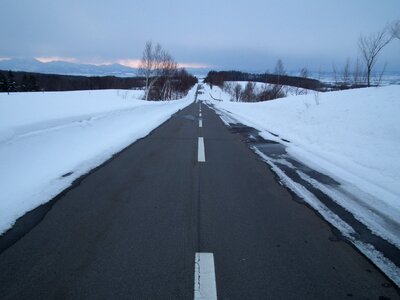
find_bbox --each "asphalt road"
[0,100,398,299]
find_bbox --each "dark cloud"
[1,0,399,70]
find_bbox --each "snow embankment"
[201,81,311,103]
[209,85,400,224]
[0,88,195,234]
[224,81,311,97]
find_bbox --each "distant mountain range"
[0,58,139,77]
[0,58,212,78]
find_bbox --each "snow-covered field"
[205,81,311,103]
[0,88,195,234]
[224,81,311,97]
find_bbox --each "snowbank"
[202,81,311,103]
[199,84,231,102]
[225,81,311,97]
[208,85,400,228]
[0,88,195,234]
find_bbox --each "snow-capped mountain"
[0,58,138,77]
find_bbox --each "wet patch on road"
[172,114,197,121]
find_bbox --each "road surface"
[0,100,398,299]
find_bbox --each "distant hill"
[0,58,138,77]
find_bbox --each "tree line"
[204,69,323,91]
[204,63,325,102]
[0,70,148,93]
[0,71,38,93]
[0,67,196,97]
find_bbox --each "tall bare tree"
[274,59,286,82]
[233,83,242,102]
[138,41,162,100]
[358,29,392,87]
[159,51,178,100]
[242,81,255,102]
[300,67,309,78]
[138,41,178,100]
[273,59,286,96]
[342,58,351,86]
[352,57,364,86]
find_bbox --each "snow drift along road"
[0,88,195,234]
[206,84,400,215]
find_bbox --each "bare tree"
[391,20,400,40]
[358,29,392,86]
[274,59,286,83]
[352,57,364,86]
[270,83,286,99]
[138,41,178,100]
[376,62,387,86]
[342,58,351,87]
[242,82,255,102]
[273,59,286,96]
[233,83,242,102]
[223,82,231,91]
[333,59,351,89]
[300,67,309,78]
[332,64,338,86]
[159,50,178,100]
[138,41,163,100]
[292,67,309,95]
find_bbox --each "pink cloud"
[35,56,78,63]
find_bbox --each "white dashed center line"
[198,137,206,162]
[199,119,203,128]
[194,253,217,299]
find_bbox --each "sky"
[1,0,399,72]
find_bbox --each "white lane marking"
[194,253,217,300]
[199,119,203,128]
[198,137,206,162]
[199,112,202,117]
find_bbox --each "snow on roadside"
[224,81,311,97]
[0,87,195,234]
[210,85,400,198]
[204,84,400,244]
[202,81,311,103]
[200,84,231,102]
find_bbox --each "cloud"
[106,59,211,69]
[36,56,78,63]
